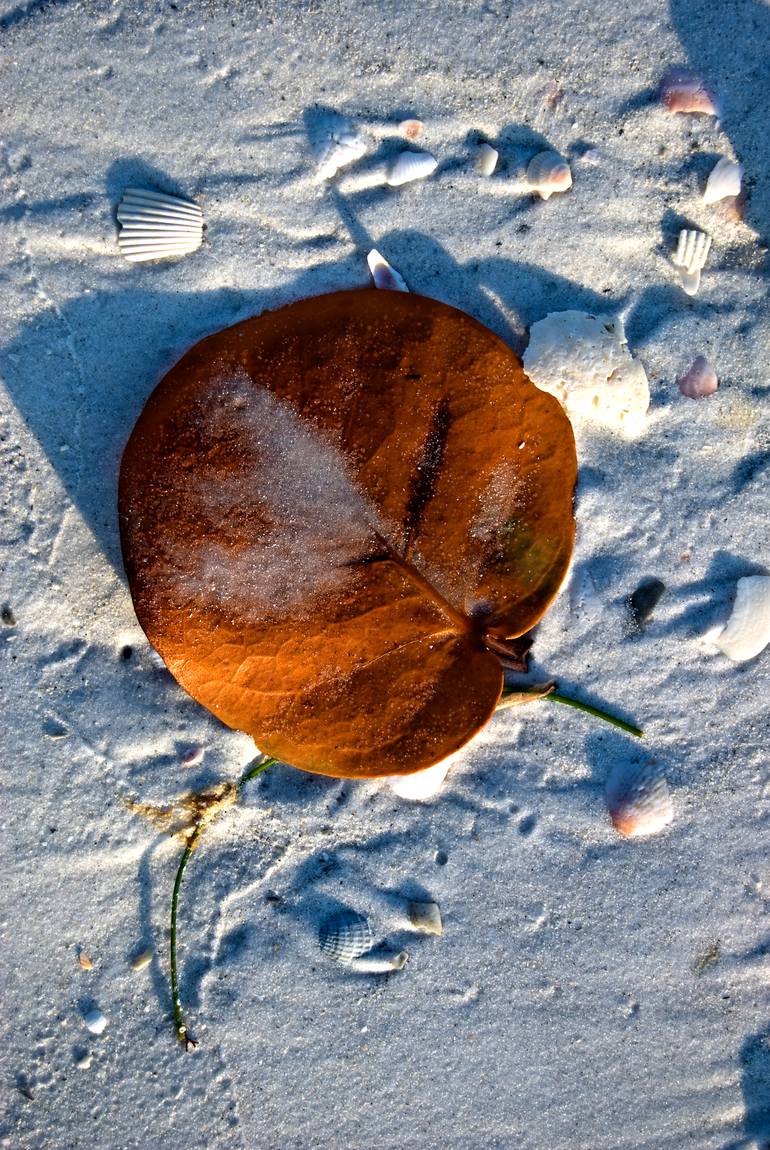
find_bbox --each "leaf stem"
[545,691,644,738]
[168,753,277,1049]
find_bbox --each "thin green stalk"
[545,691,644,738]
[169,753,277,1049]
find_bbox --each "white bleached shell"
[476,142,499,177]
[677,356,718,398]
[83,1008,108,1035]
[703,157,743,205]
[523,311,650,436]
[386,150,438,187]
[716,576,770,662]
[367,249,408,292]
[349,951,408,973]
[659,68,720,116]
[130,948,153,971]
[606,763,673,838]
[117,188,203,263]
[526,151,572,200]
[407,900,443,936]
[319,911,373,964]
[316,130,367,180]
[386,759,452,800]
[672,229,711,296]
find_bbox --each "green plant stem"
[169,754,277,1050]
[545,691,644,738]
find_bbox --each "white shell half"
[606,763,673,838]
[117,188,203,263]
[407,900,443,935]
[318,911,373,964]
[677,356,718,398]
[386,150,438,187]
[476,142,499,177]
[672,229,711,295]
[523,311,650,436]
[703,157,743,205]
[385,759,451,800]
[83,1007,108,1035]
[526,151,572,199]
[316,130,367,180]
[716,576,770,662]
[367,249,409,292]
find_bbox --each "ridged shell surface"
[319,911,374,964]
[526,151,572,199]
[606,763,673,838]
[703,158,742,205]
[716,576,770,662]
[673,229,711,295]
[386,150,438,187]
[117,188,203,262]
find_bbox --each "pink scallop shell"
[677,356,719,399]
[659,69,720,116]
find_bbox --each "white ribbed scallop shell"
[386,150,438,187]
[672,229,711,295]
[526,151,572,199]
[117,188,203,262]
[716,576,770,662]
[606,763,673,838]
[318,911,373,964]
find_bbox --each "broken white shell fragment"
[523,311,650,436]
[659,68,720,116]
[319,911,373,964]
[349,950,408,973]
[677,356,718,398]
[526,151,572,200]
[703,158,743,205]
[316,129,367,180]
[367,249,409,292]
[407,900,443,935]
[716,576,770,662]
[606,763,673,838]
[386,759,452,800]
[130,948,153,971]
[117,188,203,263]
[83,1008,108,1035]
[476,142,499,177]
[386,150,438,187]
[673,229,711,295]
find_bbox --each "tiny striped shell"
[606,763,673,838]
[476,142,499,177]
[319,911,373,964]
[386,150,438,187]
[117,188,203,263]
[659,69,720,116]
[677,356,718,398]
[703,157,743,205]
[672,229,711,295]
[367,249,409,292]
[407,900,443,935]
[716,576,770,662]
[526,151,572,200]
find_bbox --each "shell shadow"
[720,1026,770,1150]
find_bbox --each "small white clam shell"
[117,188,203,263]
[672,229,711,295]
[407,900,443,936]
[83,1008,108,1035]
[526,151,572,200]
[367,249,408,292]
[386,759,451,800]
[659,68,720,115]
[476,142,499,177]
[677,356,718,398]
[716,576,770,662]
[606,763,673,838]
[386,150,438,187]
[316,130,367,180]
[349,951,408,973]
[703,158,743,205]
[319,911,373,964]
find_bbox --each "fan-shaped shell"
[526,151,572,200]
[606,763,673,838]
[716,576,770,662]
[319,911,373,964]
[703,158,743,205]
[386,150,438,187]
[117,188,203,263]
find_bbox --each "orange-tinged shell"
[119,290,577,779]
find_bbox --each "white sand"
[1,0,768,1146]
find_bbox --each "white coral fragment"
[716,576,770,662]
[522,311,650,437]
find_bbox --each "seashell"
[130,948,153,971]
[83,1007,108,1035]
[407,900,443,935]
[606,763,673,838]
[672,228,711,295]
[386,759,452,800]
[367,249,409,292]
[117,188,203,263]
[386,150,438,187]
[349,951,408,973]
[399,118,423,141]
[526,151,572,200]
[703,157,743,205]
[319,911,373,964]
[78,951,93,971]
[523,311,650,436]
[677,356,718,399]
[716,575,770,662]
[75,1053,93,1070]
[316,129,367,180]
[476,142,499,177]
[659,68,720,115]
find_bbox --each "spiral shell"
[526,151,572,200]
[319,911,373,964]
[117,188,203,262]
